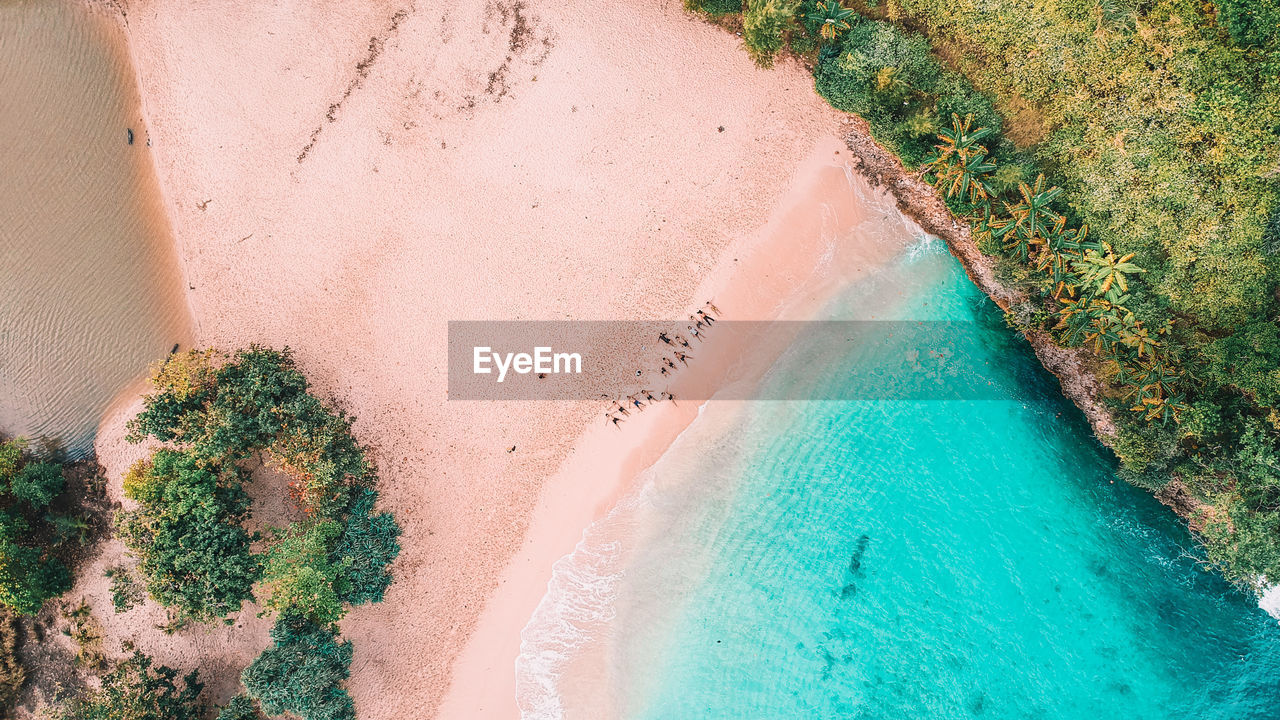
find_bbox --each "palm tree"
[922,115,998,205]
[809,1,855,41]
[1034,217,1095,299]
[1122,355,1184,422]
[991,174,1063,261]
[1054,297,1118,347]
[1114,311,1167,359]
[928,114,994,165]
[1074,242,1145,303]
[926,152,997,205]
[1084,306,1126,356]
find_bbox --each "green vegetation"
[217,694,265,720]
[1215,0,1280,48]
[744,0,801,66]
[122,347,401,719]
[0,611,24,712]
[55,649,204,720]
[46,644,270,720]
[689,1,1280,588]
[809,0,855,41]
[0,439,77,616]
[332,488,401,605]
[686,0,744,15]
[116,451,259,621]
[105,564,144,613]
[242,613,355,720]
[64,599,107,670]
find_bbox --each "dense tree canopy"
[116,450,259,621]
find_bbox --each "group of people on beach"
[606,301,721,428]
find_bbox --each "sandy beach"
[74,0,907,716]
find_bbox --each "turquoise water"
[592,242,1280,719]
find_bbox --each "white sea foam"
[515,513,629,720]
[516,403,717,719]
[1259,581,1280,621]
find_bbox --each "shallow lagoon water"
[520,240,1280,719]
[0,2,190,455]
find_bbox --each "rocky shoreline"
[837,118,1216,529]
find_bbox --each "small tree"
[217,694,265,720]
[242,614,355,720]
[0,536,70,616]
[261,521,347,625]
[0,440,72,615]
[116,451,260,621]
[332,488,402,605]
[808,1,854,41]
[991,174,1064,261]
[1074,242,1145,303]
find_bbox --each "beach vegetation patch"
[686,0,744,15]
[121,347,401,719]
[217,694,265,720]
[52,649,205,720]
[744,0,801,67]
[0,439,87,616]
[241,613,355,720]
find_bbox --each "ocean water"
[518,240,1280,719]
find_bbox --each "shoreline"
[438,139,922,718]
[84,1,862,714]
[836,120,1121,444]
[832,117,1268,601]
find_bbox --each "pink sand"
[80,1,905,717]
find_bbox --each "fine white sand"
[82,1,904,717]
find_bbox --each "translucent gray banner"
[448,321,1022,401]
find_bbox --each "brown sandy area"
[74,0,895,717]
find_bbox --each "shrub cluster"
[117,451,259,621]
[120,347,401,720]
[56,650,204,720]
[0,439,76,616]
